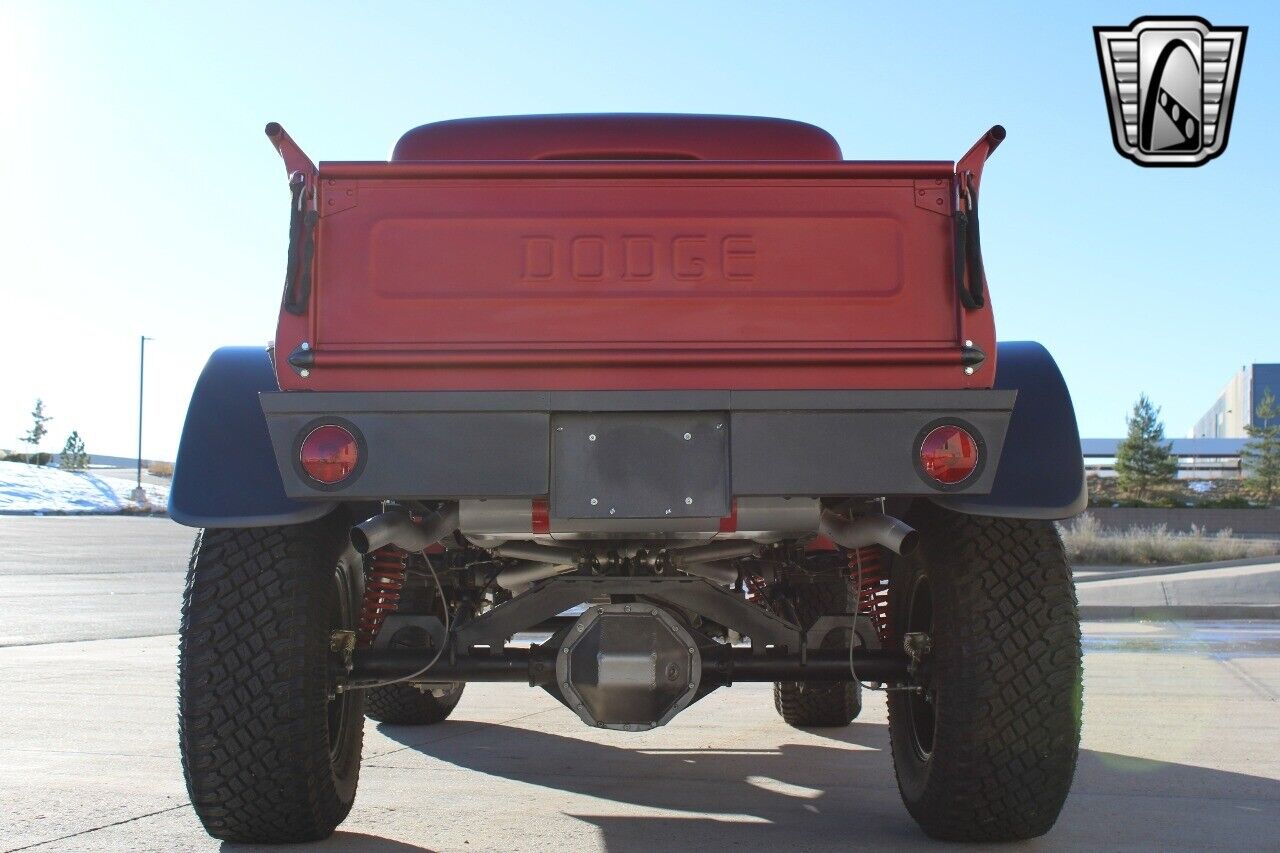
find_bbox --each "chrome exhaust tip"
[351,502,460,555]
[819,510,919,556]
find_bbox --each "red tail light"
[918,424,979,485]
[299,424,360,484]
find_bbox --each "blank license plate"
[550,412,730,519]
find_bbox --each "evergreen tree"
[61,431,90,471]
[1243,387,1280,506]
[19,399,53,465]
[1115,393,1178,501]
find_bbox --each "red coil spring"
[849,546,892,642]
[357,546,408,647]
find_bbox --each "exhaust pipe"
[670,539,761,567]
[680,559,740,586]
[352,503,460,555]
[493,560,577,591]
[490,541,581,566]
[819,510,918,556]
[667,540,759,584]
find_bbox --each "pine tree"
[19,399,53,466]
[61,431,90,471]
[1115,393,1178,501]
[1243,387,1280,506]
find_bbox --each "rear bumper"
[260,389,1014,511]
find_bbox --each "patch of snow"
[0,461,169,515]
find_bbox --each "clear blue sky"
[1,1,1274,461]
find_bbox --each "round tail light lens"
[919,425,979,485]
[299,424,360,484]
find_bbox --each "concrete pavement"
[2,516,1279,850]
[0,517,193,577]
[1,623,1278,851]
[1076,556,1280,619]
[0,517,192,646]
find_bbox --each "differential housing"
[556,603,702,731]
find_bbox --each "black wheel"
[179,513,365,843]
[888,503,1081,842]
[773,573,862,728]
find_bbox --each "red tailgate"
[272,134,1000,392]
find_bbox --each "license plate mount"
[551,412,730,520]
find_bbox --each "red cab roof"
[391,114,842,161]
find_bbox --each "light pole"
[131,335,154,503]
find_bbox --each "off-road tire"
[773,575,862,727]
[363,573,465,725]
[366,682,464,725]
[179,514,365,843]
[888,503,1081,842]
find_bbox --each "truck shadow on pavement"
[223,832,440,852]
[375,719,1280,851]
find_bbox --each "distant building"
[1082,437,1247,480]
[1189,363,1280,438]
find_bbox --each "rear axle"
[348,645,909,686]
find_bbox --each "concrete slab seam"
[2,804,190,853]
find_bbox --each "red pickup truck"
[171,114,1085,844]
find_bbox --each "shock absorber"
[849,545,892,643]
[357,545,409,647]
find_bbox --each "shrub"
[1058,512,1280,565]
[1196,496,1257,509]
[1087,475,1262,508]
[147,460,174,477]
[3,451,53,466]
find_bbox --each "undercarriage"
[180,489,1081,846]
[338,500,918,731]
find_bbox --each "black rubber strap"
[953,173,985,310]
[282,175,315,316]
[964,173,986,309]
[292,211,318,313]
[953,209,974,308]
